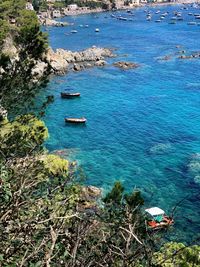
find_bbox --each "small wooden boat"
[61,92,80,98]
[65,117,87,123]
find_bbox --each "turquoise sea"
[39,4,200,242]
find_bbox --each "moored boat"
[169,20,176,24]
[145,207,174,231]
[61,92,80,98]
[187,21,197,25]
[65,117,87,123]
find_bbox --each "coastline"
[57,1,200,17]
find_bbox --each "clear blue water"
[39,4,200,242]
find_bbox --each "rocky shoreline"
[31,46,115,82]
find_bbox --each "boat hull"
[65,118,87,123]
[61,92,80,98]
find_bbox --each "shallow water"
[39,4,200,242]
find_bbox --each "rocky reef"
[187,153,200,185]
[0,40,115,84]
[113,61,139,70]
[149,143,172,155]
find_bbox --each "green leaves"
[153,242,200,267]
[124,190,144,209]
[0,114,48,158]
[103,181,124,205]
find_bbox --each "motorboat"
[145,207,174,230]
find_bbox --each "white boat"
[145,207,174,230]
[71,30,77,33]
[187,21,197,25]
[169,21,176,24]
[95,28,100,32]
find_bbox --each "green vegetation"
[0,0,49,115]
[0,1,199,266]
[16,9,48,58]
[153,242,200,266]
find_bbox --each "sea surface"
[38,4,200,242]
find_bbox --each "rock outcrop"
[0,44,114,84]
[0,105,8,122]
[113,61,139,69]
[79,186,102,211]
[45,46,114,74]
[31,60,49,81]
[40,18,70,27]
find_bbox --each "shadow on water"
[64,122,87,128]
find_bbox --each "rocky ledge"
[31,46,115,80]
[113,61,139,70]
[40,18,71,27]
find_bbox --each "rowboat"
[61,92,80,98]
[65,117,87,123]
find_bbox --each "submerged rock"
[187,153,200,185]
[113,61,139,69]
[158,55,172,61]
[149,143,172,155]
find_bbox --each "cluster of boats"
[111,12,134,22]
[61,92,87,124]
[109,4,200,26]
[144,8,200,25]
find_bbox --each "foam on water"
[38,4,200,242]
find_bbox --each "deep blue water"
[39,4,200,242]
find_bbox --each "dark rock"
[113,61,139,69]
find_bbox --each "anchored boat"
[61,92,80,98]
[65,117,87,124]
[145,207,174,230]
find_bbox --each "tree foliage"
[153,242,200,266]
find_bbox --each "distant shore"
[62,1,200,17]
